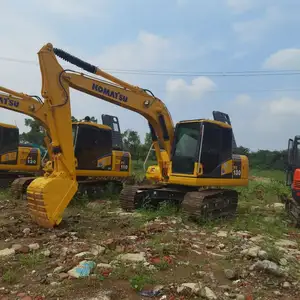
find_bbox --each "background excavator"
[27,42,249,229]
[0,86,132,218]
[0,120,43,189]
[283,135,300,226]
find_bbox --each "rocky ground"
[0,179,300,300]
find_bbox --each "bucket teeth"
[26,191,54,228]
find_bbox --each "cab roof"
[72,122,112,131]
[178,119,232,129]
[0,122,18,129]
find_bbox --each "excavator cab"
[171,120,234,178]
[72,122,113,170]
[0,123,19,165]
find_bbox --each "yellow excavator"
[20,42,248,228]
[0,86,132,212]
[0,119,43,189]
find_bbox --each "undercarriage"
[120,184,239,222]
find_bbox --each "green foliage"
[235,146,287,171]
[19,118,45,145]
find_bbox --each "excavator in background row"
[0,121,43,188]
[21,42,248,228]
[283,135,300,226]
[0,86,132,205]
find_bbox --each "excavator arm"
[0,87,47,127]
[38,44,174,177]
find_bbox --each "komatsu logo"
[92,83,128,103]
[0,96,19,108]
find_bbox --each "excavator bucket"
[26,176,77,228]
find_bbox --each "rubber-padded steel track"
[283,196,300,227]
[181,189,238,222]
[10,177,35,199]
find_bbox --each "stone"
[283,281,291,289]
[29,243,40,250]
[275,239,298,249]
[22,228,31,235]
[181,282,202,295]
[241,246,260,258]
[74,251,93,258]
[42,250,51,257]
[258,250,268,260]
[53,266,64,273]
[218,244,226,250]
[224,269,237,280]
[117,252,146,263]
[249,235,264,243]
[216,231,228,237]
[271,203,285,211]
[0,248,15,257]
[50,281,60,286]
[91,245,105,256]
[236,295,246,300]
[97,263,112,269]
[250,260,284,277]
[58,273,69,281]
[219,285,231,291]
[11,244,29,254]
[200,287,217,300]
[206,243,215,249]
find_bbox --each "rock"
[224,269,237,280]
[74,251,93,258]
[279,258,288,266]
[241,246,261,258]
[275,239,298,249]
[91,245,105,256]
[53,266,64,273]
[282,281,291,289]
[11,244,30,254]
[235,231,252,239]
[250,260,284,277]
[29,243,40,251]
[258,250,268,260]
[206,243,215,249]
[200,287,217,299]
[236,295,245,300]
[97,263,112,269]
[117,252,146,263]
[271,203,285,211]
[274,291,282,296]
[218,244,225,250]
[0,248,15,257]
[58,272,69,281]
[42,249,51,257]
[249,235,264,243]
[216,231,228,237]
[178,283,202,295]
[22,228,31,235]
[50,281,60,286]
[17,293,26,297]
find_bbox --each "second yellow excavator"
[0,120,43,189]
[20,42,248,228]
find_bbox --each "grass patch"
[2,269,18,284]
[251,169,285,182]
[110,261,157,291]
[18,252,45,268]
[0,188,10,201]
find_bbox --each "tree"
[122,129,141,160]
[19,118,45,146]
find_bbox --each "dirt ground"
[0,184,300,300]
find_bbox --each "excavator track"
[10,177,36,199]
[120,184,162,211]
[281,196,300,227]
[181,189,238,222]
